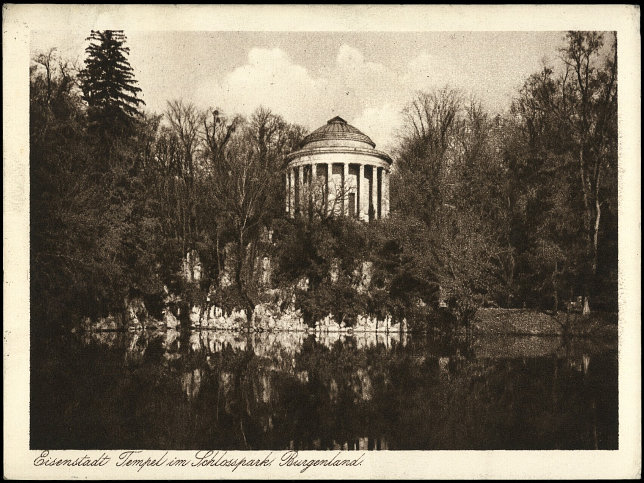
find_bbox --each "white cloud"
[337,44,365,66]
[331,44,400,108]
[195,47,327,127]
[351,103,404,153]
[34,31,567,137]
[193,44,422,148]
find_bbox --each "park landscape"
[29,29,618,450]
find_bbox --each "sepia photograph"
[4,4,641,479]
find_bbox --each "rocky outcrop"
[124,297,147,330]
[189,302,307,332]
[314,313,406,334]
[162,308,180,330]
[81,297,156,332]
[80,291,411,334]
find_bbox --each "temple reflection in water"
[56,328,618,451]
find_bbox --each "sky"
[31,31,569,151]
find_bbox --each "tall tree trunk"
[553,285,559,314]
[215,228,221,285]
[552,261,562,314]
[578,146,595,315]
[235,230,255,327]
[235,232,244,294]
[505,246,515,308]
[581,197,601,316]
[592,197,601,275]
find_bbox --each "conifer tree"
[79,30,145,138]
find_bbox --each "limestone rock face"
[163,308,179,329]
[329,258,340,283]
[296,276,310,291]
[260,256,272,286]
[82,298,156,332]
[189,306,201,324]
[356,261,373,293]
[251,302,305,332]
[182,249,203,282]
[219,243,236,288]
[125,297,148,328]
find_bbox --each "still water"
[31,329,617,450]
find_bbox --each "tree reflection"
[31,329,617,450]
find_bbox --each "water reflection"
[31,329,617,450]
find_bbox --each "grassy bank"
[472,308,618,338]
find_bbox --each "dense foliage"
[30,44,160,335]
[79,30,145,140]
[385,32,617,315]
[30,31,618,336]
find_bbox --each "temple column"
[358,163,367,221]
[371,165,378,221]
[374,168,382,219]
[327,163,333,215]
[377,167,383,219]
[382,169,390,217]
[307,163,313,211]
[285,171,289,214]
[298,165,305,211]
[289,168,295,217]
[343,163,349,216]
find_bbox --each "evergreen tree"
[79,30,145,139]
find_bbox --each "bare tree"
[294,173,353,223]
[203,109,239,160]
[558,32,617,314]
[395,87,464,225]
[208,107,303,321]
[164,100,206,258]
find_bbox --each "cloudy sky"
[32,31,568,151]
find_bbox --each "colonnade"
[285,161,390,221]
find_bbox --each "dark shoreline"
[73,306,618,339]
[472,308,618,338]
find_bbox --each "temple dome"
[301,116,376,149]
[285,114,392,222]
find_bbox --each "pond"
[30,329,618,450]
